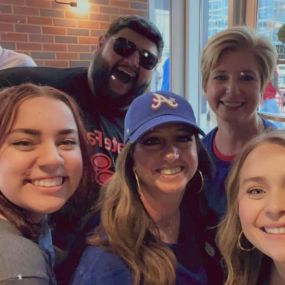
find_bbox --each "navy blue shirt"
[202,119,277,222]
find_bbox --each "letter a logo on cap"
[151,93,178,109]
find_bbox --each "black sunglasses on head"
[112,37,158,70]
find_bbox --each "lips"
[28,177,64,188]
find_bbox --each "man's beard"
[88,52,150,108]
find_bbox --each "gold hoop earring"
[196,170,204,194]
[133,170,142,194]
[238,231,255,252]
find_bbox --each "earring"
[196,170,204,194]
[238,231,255,251]
[133,170,142,194]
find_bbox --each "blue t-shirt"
[202,119,277,222]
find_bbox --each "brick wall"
[0,0,148,67]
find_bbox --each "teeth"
[264,227,285,234]
[160,167,182,175]
[32,177,63,187]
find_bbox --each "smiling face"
[88,28,158,99]
[133,123,198,200]
[0,97,83,222]
[238,142,285,263]
[204,49,262,124]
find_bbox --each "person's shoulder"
[0,220,50,282]
[262,118,279,130]
[202,128,217,148]
[78,245,129,271]
[71,245,132,285]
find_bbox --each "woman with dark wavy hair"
[0,83,92,284]
[72,91,223,285]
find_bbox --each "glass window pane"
[256,0,285,128]
[149,0,170,92]
[200,0,228,133]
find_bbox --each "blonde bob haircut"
[200,26,277,92]
[217,130,285,285]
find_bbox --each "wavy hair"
[0,83,92,240]
[88,133,212,285]
[217,130,285,285]
[201,26,277,91]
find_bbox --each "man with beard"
[0,15,163,284]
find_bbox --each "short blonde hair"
[201,26,277,91]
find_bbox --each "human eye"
[246,186,266,198]
[176,134,194,143]
[11,140,35,151]
[240,73,255,81]
[59,138,79,150]
[140,136,160,146]
[213,74,227,81]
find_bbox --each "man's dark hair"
[105,15,164,58]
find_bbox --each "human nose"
[164,144,180,162]
[122,50,140,68]
[37,143,64,170]
[265,191,285,220]
[227,78,241,95]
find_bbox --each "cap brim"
[126,115,205,143]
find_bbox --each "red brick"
[90,13,110,21]
[40,8,64,18]
[53,18,77,28]
[56,52,79,60]
[44,60,69,68]
[2,32,27,41]
[0,0,24,4]
[25,0,52,8]
[119,8,147,17]
[15,24,41,34]
[65,10,88,19]
[42,26,66,35]
[99,22,110,30]
[17,42,42,50]
[67,28,89,36]
[0,22,14,32]
[0,4,12,13]
[55,35,77,44]
[0,14,26,23]
[78,37,98,45]
[68,44,91,52]
[28,16,52,25]
[100,6,119,15]
[78,20,100,29]
[43,43,68,52]
[130,1,147,10]
[14,6,39,15]
[29,34,53,43]
[110,0,129,8]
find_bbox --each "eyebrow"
[239,176,265,187]
[10,128,78,136]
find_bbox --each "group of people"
[0,14,284,285]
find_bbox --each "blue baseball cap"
[124,91,205,143]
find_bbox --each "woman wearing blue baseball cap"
[71,91,223,285]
